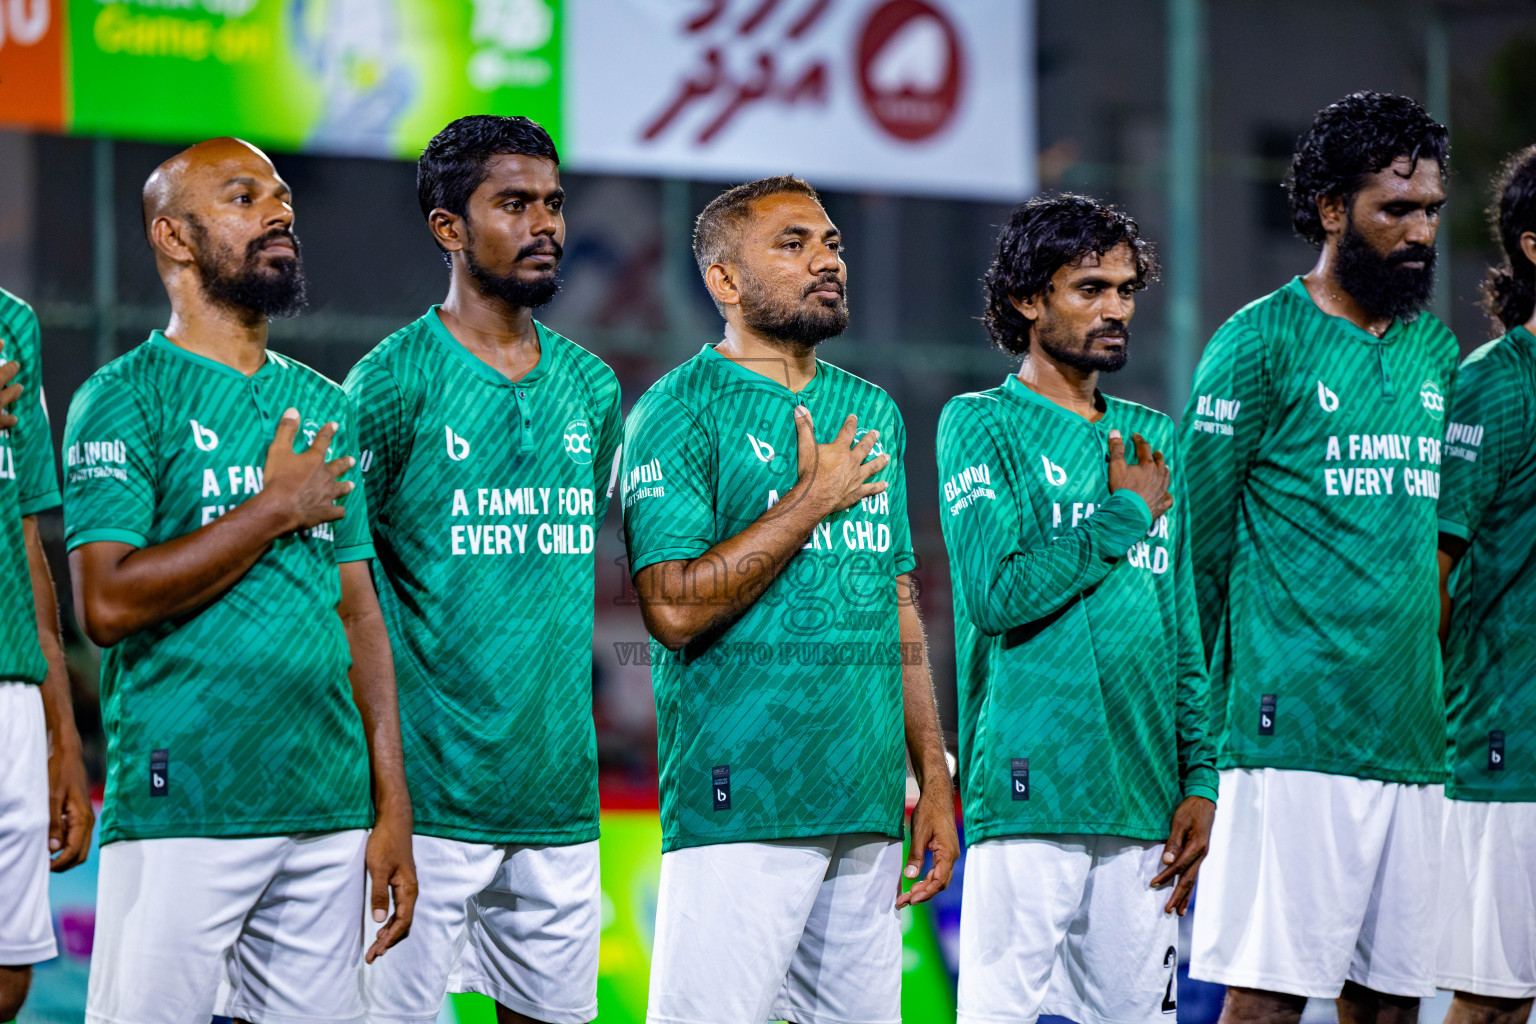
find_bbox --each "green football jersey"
[622,345,913,853]
[1439,326,1536,802]
[63,332,373,844]
[345,310,622,845]
[0,289,61,685]
[939,376,1218,843]
[1181,277,1458,783]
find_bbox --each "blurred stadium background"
[2,0,1533,1020]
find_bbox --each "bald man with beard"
[63,137,416,1024]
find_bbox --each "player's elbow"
[642,604,696,652]
[69,546,143,647]
[76,593,135,648]
[73,579,141,648]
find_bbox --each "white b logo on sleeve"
[1316,381,1339,413]
[189,420,219,451]
[1041,456,1067,486]
[445,426,471,461]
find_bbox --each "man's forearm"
[71,495,295,646]
[338,562,411,819]
[636,477,831,650]
[963,492,1151,636]
[897,578,950,792]
[25,517,79,749]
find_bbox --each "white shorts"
[0,682,56,965]
[86,829,368,1024]
[362,835,600,1024]
[1190,767,1442,999]
[646,833,903,1024]
[957,834,1179,1024]
[1436,798,1536,999]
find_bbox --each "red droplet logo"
[856,0,964,142]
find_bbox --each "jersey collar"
[148,331,278,379]
[699,342,824,398]
[426,306,553,387]
[1000,371,1111,426]
[1284,276,1413,347]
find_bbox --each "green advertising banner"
[67,0,561,156]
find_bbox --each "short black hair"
[983,194,1159,356]
[693,175,822,313]
[1286,92,1449,248]
[1483,145,1536,332]
[417,115,559,221]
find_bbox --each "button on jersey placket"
[1375,344,1397,400]
[513,386,535,454]
[249,376,274,431]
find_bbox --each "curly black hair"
[417,115,559,223]
[1483,145,1536,332]
[1286,92,1449,248]
[983,194,1159,356]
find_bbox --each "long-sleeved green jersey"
[1439,327,1536,802]
[1181,277,1458,783]
[939,374,1218,843]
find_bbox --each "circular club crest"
[1419,380,1444,421]
[856,0,965,143]
[563,418,594,464]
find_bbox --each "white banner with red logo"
[565,0,1034,200]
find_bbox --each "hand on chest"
[721,407,894,554]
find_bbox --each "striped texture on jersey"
[346,311,621,844]
[622,345,911,852]
[1180,277,1458,783]
[940,376,1217,842]
[0,288,60,684]
[1440,328,1536,802]
[64,333,372,843]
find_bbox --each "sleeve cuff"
[17,490,62,516]
[1182,770,1220,804]
[334,542,376,564]
[1438,518,1473,542]
[66,527,147,551]
[894,551,918,576]
[1095,490,1154,552]
[629,545,710,577]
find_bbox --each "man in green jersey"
[1435,145,1536,1024]
[348,116,620,1024]
[0,298,94,1023]
[64,138,416,1024]
[621,176,959,1024]
[1182,93,1456,1022]
[939,195,1218,1024]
